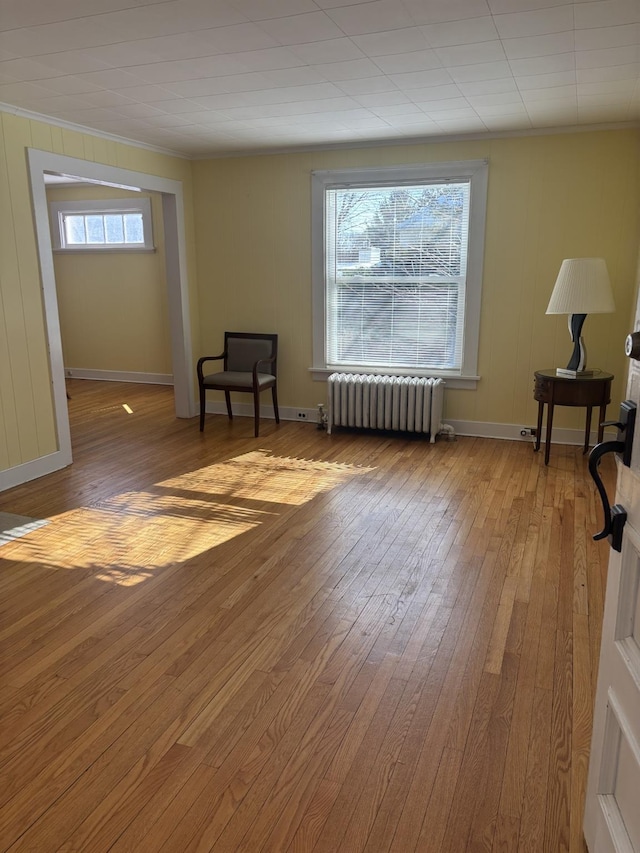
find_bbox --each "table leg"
[535,401,544,452]
[545,401,554,465]
[584,406,593,454]
[597,402,607,444]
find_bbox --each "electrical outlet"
[297,412,307,420]
[519,427,537,437]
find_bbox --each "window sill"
[53,247,156,254]
[309,367,479,390]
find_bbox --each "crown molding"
[0,101,189,160]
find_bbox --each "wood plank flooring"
[0,380,615,852]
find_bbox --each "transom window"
[312,161,488,386]
[49,198,154,251]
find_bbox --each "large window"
[312,161,488,387]
[49,197,154,252]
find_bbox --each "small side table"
[533,369,613,465]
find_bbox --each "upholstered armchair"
[197,332,279,438]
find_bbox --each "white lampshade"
[546,258,615,315]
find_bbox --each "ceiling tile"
[80,68,148,89]
[487,0,572,13]
[333,76,399,95]
[352,90,413,107]
[289,38,365,64]
[78,90,139,108]
[114,83,180,101]
[37,76,104,96]
[22,50,113,75]
[502,32,574,60]
[578,78,637,95]
[352,28,430,56]
[576,44,640,68]
[371,102,424,116]
[435,40,507,66]
[0,80,57,100]
[575,23,640,51]
[406,83,463,101]
[473,101,528,115]
[493,6,573,39]
[325,1,414,36]
[421,16,500,47]
[574,0,640,29]
[257,11,345,43]
[231,0,319,21]
[508,53,574,76]
[456,77,518,94]
[98,2,246,41]
[401,0,492,26]
[515,69,576,89]
[388,69,455,89]
[313,58,384,81]
[146,97,213,113]
[519,84,577,101]
[447,60,512,82]
[435,116,487,130]
[186,24,281,56]
[466,91,525,106]
[113,103,167,118]
[576,63,640,83]
[415,97,473,113]
[0,19,117,58]
[482,114,532,129]
[372,51,444,74]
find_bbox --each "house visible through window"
[49,197,154,251]
[312,161,488,386]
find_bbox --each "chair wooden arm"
[197,352,225,383]
[252,354,277,383]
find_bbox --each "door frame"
[19,148,195,485]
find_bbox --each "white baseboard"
[0,450,71,493]
[446,419,616,446]
[205,401,319,425]
[65,368,174,385]
[205,405,616,446]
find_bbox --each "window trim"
[311,160,488,389]
[49,197,155,252]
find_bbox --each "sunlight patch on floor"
[3,451,372,585]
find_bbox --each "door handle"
[588,400,636,552]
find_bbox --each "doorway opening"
[27,149,195,482]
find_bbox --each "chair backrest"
[225,332,277,375]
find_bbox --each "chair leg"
[253,390,260,437]
[224,391,233,420]
[272,385,280,424]
[199,385,206,431]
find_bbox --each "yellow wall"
[2,113,639,477]
[47,185,172,375]
[0,112,197,472]
[192,128,640,430]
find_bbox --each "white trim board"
[65,369,173,385]
[23,148,195,488]
[446,419,617,446]
[0,452,68,493]
[204,402,319,425]
[204,407,615,447]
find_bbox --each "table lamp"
[546,258,615,377]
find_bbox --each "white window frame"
[311,160,488,389]
[49,197,155,252]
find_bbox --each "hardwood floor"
[0,380,615,852]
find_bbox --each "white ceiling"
[1,0,638,158]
